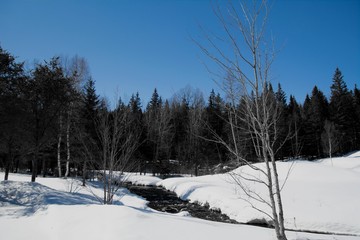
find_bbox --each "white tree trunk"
[65,110,71,178]
[196,1,288,239]
[57,115,62,177]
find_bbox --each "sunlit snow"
[1,151,360,240]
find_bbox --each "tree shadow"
[0,181,100,218]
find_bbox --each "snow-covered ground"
[158,152,360,235]
[1,151,360,240]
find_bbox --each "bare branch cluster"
[197,1,288,239]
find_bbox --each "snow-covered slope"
[1,152,360,240]
[158,152,360,235]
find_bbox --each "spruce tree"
[309,86,329,157]
[275,83,288,159]
[204,90,226,165]
[82,78,100,141]
[145,88,165,174]
[329,68,356,153]
[128,92,146,173]
[302,94,316,158]
[275,83,287,106]
[286,95,302,158]
[79,78,100,183]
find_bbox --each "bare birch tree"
[321,119,338,161]
[197,1,288,239]
[60,56,89,178]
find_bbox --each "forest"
[1,45,360,182]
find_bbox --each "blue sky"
[1,0,359,105]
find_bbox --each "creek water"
[125,184,238,224]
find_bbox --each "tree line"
[1,46,360,182]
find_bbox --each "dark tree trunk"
[82,160,87,186]
[4,155,10,181]
[31,158,37,182]
[31,149,39,182]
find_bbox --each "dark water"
[125,184,238,224]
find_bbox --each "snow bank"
[1,178,357,240]
[158,151,360,235]
[125,173,162,186]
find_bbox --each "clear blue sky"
[1,0,359,105]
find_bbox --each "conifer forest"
[1,46,360,182]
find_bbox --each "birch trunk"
[65,110,71,178]
[57,115,62,177]
[196,1,288,239]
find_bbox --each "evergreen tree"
[78,78,100,183]
[275,83,287,106]
[147,88,161,110]
[353,85,360,149]
[27,57,70,182]
[310,86,329,156]
[301,87,329,158]
[301,94,315,157]
[145,88,171,174]
[128,92,147,173]
[0,46,27,180]
[275,83,288,159]
[329,68,356,153]
[82,78,100,141]
[129,92,142,118]
[204,89,226,165]
[173,96,190,168]
[286,95,303,158]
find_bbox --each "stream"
[124,183,358,237]
[124,183,238,224]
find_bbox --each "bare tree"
[321,119,338,161]
[174,86,206,175]
[197,1,288,239]
[74,124,98,186]
[96,98,140,204]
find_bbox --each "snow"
[125,173,162,186]
[1,151,360,240]
[158,153,360,235]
